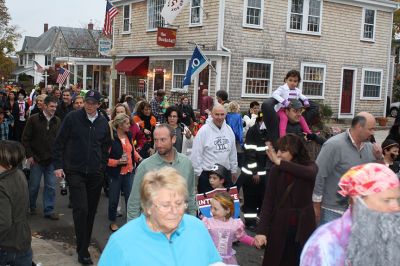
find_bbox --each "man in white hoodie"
[191,104,238,193]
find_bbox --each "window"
[288,0,322,34]
[148,0,165,30]
[242,59,273,97]
[45,55,51,66]
[300,63,326,98]
[172,59,187,90]
[361,69,382,99]
[19,55,24,66]
[361,9,375,41]
[190,0,203,26]
[27,54,34,66]
[243,0,263,28]
[123,5,131,33]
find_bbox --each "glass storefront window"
[86,65,93,90]
[68,65,75,85]
[77,65,83,87]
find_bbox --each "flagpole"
[187,41,217,74]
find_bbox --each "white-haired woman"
[99,167,223,266]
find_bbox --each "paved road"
[29,129,390,265]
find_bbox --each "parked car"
[390,102,400,117]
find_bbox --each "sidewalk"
[32,236,100,266]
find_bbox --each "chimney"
[44,23,48,33]
[88,22,94,31]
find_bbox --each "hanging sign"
[157,27,177,48]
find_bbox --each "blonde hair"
[212,192,234,219]
[227,101,240,113]
[140,167,188,215]
[112,113,130,130]
[35,94,47,103]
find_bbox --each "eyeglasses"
[153,201,188,213]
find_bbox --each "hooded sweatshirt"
[191,119,237,176]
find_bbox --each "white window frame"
[242,0,264,29]
[360,8,376,42]
[172,59,188,91]
[300,62,326,99]
[27,54,34,66]
[189,0,203,27]
[122,4,131,34]
[286,0,323,35]
[360,68,383,100]
[241,58,274,98]
[45,55,51,66]
[147,0,165,31]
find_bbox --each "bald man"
[313,112,383,225]
[191,104,238,193]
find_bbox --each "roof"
[19,26,102,54]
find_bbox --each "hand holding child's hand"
[254,235,267,248]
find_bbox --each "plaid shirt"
[150,98,165,123]
[0,117,13,140]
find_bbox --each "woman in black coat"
[254,134,318,266]
[177,96,196,127]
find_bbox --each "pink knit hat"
[338,163,399,197]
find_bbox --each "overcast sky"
[6,0,106,50]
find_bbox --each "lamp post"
[109,48,117,109]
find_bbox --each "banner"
[183,46,209,86]
[157,27,177,47]
[196,187,240,218]
[161,0,189,25]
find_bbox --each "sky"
[6,0,106,50]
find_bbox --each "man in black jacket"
[22,95,61,220]
[55,89,74,121]
[53,90,111,265]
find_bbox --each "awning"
[115,57,149,76]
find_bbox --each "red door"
[340,69,354,114]
[197,66,210,108]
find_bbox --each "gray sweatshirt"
[313,130,376,211]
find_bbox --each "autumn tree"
[0,0,21,79]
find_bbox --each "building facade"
[111,0,398,117]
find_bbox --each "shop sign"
[154,68,165,73]
[99,39,112,56]
[156,28,177,48]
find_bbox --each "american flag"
[56,67,70,85]
[103,1,119,36]
[33,60,44,73]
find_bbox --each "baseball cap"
[287,99,303,110]
[85,90,101,103]
[210,164,230,180]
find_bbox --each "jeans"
[0,248,32,266]
[108,172,133,222]
[319,208,343,226]
[29,163,56,215]
[66,171,103,258]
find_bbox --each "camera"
[60,178,68,196]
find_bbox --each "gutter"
[217,0,231,94]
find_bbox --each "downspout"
[385,8,397,116]
[218,0,231,94]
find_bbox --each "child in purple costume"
[203,192,255,265]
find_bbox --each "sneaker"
[44,213,60,220]
[29,208,37,215]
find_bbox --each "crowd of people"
[1,69,400,266]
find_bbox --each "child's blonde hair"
[227,101,240,113]
[213,191,234,219]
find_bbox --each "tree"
[0,0,21,79]
[394,0,400,37]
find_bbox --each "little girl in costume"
[272,70,312,137]
[203,192,255,265]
